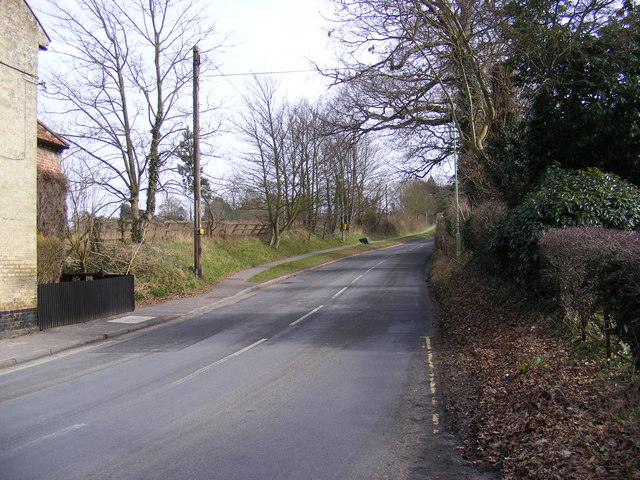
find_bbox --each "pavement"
[0,241,376,370]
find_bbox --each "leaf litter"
[430,264,640,480]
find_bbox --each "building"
[0,0,50,335]
[37,120,68,175]
[37,120,69,241]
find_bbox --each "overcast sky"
[211,0,335,101]
[29,0,336,105]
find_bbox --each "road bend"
[0,238,493,480]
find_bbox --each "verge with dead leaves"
[430,254,640,480]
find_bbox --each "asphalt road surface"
[0,238,495,480]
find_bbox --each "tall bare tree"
[321,131,381,232]
[236,77,387,245]
[288,100,324,238]
[43,0,219,241]
[326,0,512,200]
[236,78,299,248]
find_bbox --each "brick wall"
[37,145,61,174]
[0,309,37,337]
[0,0,49,335]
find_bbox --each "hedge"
[539,227,640,368]
[491,167,640,284]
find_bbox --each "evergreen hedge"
[491,167,640,283]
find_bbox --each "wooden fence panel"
[93,220,270,243]
[37,275,134,330]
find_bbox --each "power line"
[207,69,317,77]
[0,60,39,82]
[204,67,347,78]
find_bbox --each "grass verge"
[248,228,435,283]
[79,228,433,305]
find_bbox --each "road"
[0,238,493,480]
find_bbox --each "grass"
[247,245,368,283]
[84,227,434,305]
[248,227,436,283]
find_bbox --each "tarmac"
[0,242,372,370]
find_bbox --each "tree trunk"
[130,197,144,243]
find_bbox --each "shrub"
[435,213,455,256]
[37,170,68,240]
[603,241,640,368]
[462,200,508,254]
[37,234,64,284]
[539,227,640,367]
[491,167,640,283]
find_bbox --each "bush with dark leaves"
[491,167,640,284]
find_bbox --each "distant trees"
[234,78,388,247]
[398,177,450,225]
[321,132,383,233]
[45,0,219,241]
[157,196,188,221]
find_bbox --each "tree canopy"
[328,0,640,204]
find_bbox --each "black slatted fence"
[37,275,135,330]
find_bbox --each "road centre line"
[11,423,88,452]
[172,338,268,386]
[289,305,324,327]
[332,286,349,299]
[350,274,363,284]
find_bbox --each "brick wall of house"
[37,144,62,174]
[0,0,50,335]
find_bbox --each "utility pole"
[193,45,202,277]
[452,123,461,257]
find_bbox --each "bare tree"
[64,161,111,272]
[43,0,219,241]
[326,0,511,200]
[236,77,302,248]
[235,77,388,244]
[288,100,325,238]
[321,131,382,232]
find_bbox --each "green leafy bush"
[491,168,640,282]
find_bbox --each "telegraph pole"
[193,45,202,277]
[452,123,461,257]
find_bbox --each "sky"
[27,0,452,199]
[28,0,339,177]
[196,0,339,173]
[210,0,336,104]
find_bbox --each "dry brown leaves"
[430,261,640,480]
